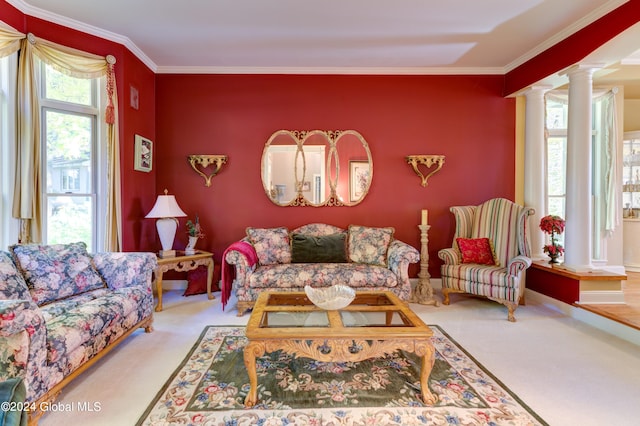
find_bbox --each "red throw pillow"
[456,238,498,265]
[184,266,208,296]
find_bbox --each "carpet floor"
[37,289,640,426]
[137,325,546,425]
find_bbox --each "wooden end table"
[154,250,214,312]
[243,290,436,407]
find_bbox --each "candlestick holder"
[410,224,440,306]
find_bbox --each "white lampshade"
[145,190,187,219]
[145,190,187,256]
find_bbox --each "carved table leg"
[243,341,265,407]
[416,340,437,404]
[206,259,215,300]
[154,267,164,312]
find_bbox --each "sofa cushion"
[248,263,397,289]
[10,242,106,306]
[441,264,518,289]
[456,237,498,266]
[43,290,142,364]
[0,251,31,301]
[246,227,291,265]
[291,233,347,263]
[347,225,394,266]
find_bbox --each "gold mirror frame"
[261,130,373,206]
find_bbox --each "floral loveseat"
[222,223,420,315]
[0,242,156,424]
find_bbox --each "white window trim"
[0,53,19,249]
[38,62,107,252]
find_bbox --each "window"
[545,98,568,220]
[40,62,105,251]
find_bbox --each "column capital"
[560,63,605,78]
[522,85,552,100]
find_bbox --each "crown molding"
[5,0,158,72]
[5,0,629,77]
[155,65,505,75]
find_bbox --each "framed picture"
[302,181,311,192]
[130,85,139,110]
[349,160,370,202]
[134,135,153,172]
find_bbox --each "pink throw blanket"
[221,241,258,310]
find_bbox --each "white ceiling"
[7,0,633,75]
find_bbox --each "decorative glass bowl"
[304,284,356,310]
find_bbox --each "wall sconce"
[406,155,445,187]
[188,155,228,187]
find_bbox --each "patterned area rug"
[137,326,547,425]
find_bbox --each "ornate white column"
[564,64,601,271]
[524,86,551,260]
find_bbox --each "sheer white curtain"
[6,29,122,250]
[598,90,619,235]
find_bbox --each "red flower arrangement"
[540,215,565,262]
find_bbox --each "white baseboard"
[160,279,187,290]
[578,290,625,304]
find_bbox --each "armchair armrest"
[438,248,461,265]
[92,252,157,291]
[507,255,532,276]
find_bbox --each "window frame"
[0,53,19,249]
[38,61,106,252]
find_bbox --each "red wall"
[4,0,639,277]
[0,1,158,252]
[156,74,515,277]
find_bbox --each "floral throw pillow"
[10,242,106,306]
[456,237,498,266]
[0,251,31,300]
[246,227,291,265]
[347,225,394,267]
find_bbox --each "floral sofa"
[0,242,156,424]
[222,223,420,315]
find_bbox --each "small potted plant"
[540,215,565,264]
[185,215,204,254]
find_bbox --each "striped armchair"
[438,198,535,322]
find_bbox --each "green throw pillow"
[291,233,347,263]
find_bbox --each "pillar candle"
[421,209,428,225]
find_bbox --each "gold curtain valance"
[0,21,25,58]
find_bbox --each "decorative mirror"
[262,130,373,206]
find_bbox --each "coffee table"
[243,290,436,407]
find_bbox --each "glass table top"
[257,291,416,329]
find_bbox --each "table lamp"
[145,189,187,258]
